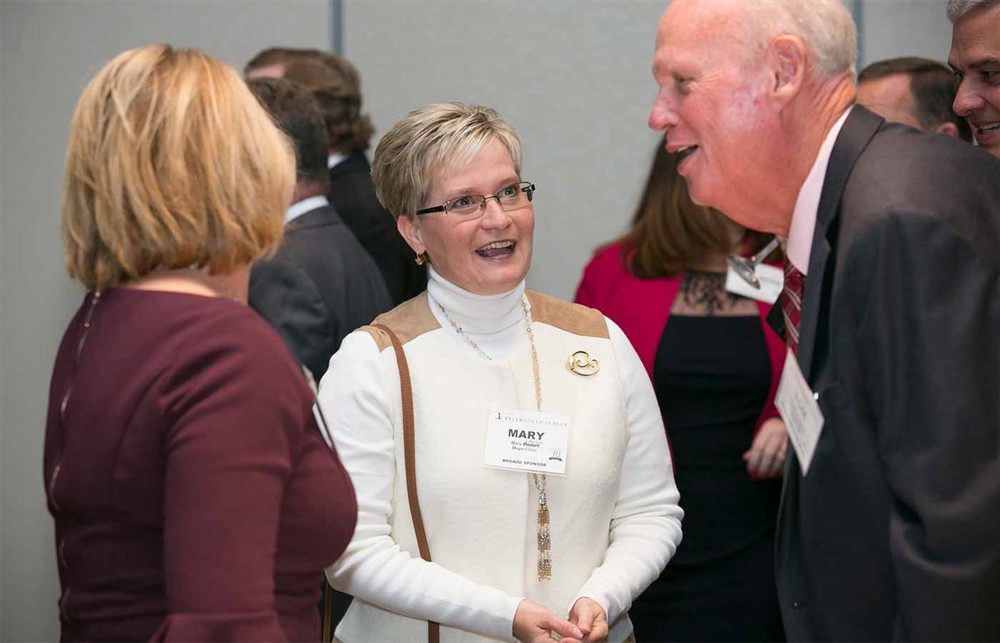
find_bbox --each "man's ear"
[935,121,961,139]
[769,35,806,105]
[397,215,426,255]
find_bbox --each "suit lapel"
[775,109,884,614]
[796,106,883,381]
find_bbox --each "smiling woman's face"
[397,139,534,295]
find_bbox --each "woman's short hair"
[371,103,522,220]
[616,145,773,279]
[62,44,295,290]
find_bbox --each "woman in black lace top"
[575,145,788,642]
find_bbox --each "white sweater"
[318,269,682,642]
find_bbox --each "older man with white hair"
[948,0,1000,157]
[650,1,999,640]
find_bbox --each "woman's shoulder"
[362,291,438,350]
[114,290,306,389]
[575,241,681,311]
[584,241,631,275]
[574,242,630,307]
[526,290,610,340]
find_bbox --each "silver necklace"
[436,301,492,360]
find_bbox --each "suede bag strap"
[305,365,339,643]
[321,581,334,642]
[371,323,440,643]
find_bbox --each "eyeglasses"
[416,181,535,217]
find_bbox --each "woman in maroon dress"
[46,44,356,642]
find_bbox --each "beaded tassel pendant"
[534,474,552,580]
[522,297,552,582]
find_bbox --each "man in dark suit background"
[247,77,392,382]
[649,0,999,640]
[857,57,972,141]
[246,47,427,304]
[948,0,1000,158]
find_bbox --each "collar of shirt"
[785,105,854,275]
[327,153,348,170]
[285,195,329,224]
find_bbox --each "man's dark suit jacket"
[250,202,393,382]
[328,152,426,304]
[772,106,1000,641]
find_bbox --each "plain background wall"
[345,1,667,300]
[0,0,956,638]
[860,0,956,66]
[344,0,956,301]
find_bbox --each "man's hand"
[513,599,584,643]
[568,597,608,643]
[743,417,787,478]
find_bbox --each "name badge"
[725,263,783,304]
[775,348,824,475]
[483,409,570,476]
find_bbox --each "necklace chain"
[436,302,493,360]
[436,295,551,580]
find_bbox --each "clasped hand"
[513,597,608,643]
[742,417,788,479]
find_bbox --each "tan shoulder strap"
[370,324,440,643]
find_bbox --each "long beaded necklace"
[435,296,552,581]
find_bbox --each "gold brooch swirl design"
[567,350,600,376]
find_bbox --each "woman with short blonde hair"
[46,44,357,642]
[320,103,682,642]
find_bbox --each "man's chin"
[975,140,1000,158]
[685,180,716,209]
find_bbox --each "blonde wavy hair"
[61,44,295,290]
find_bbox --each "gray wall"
[345,1,667,300]
[0,0,959,638]
[345,0,958,302]
[0,2,331,639]
[860,0,954,69]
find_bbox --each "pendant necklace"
[436,296,552,581]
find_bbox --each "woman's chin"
[467,267,529,296]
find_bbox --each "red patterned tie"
[781,262,805,355]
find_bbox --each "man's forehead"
[949,37,1000,71]
[654,4,747,73]
[950,4,1000,65]
[657,1,749,50]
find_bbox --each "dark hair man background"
[650,0,999,640]
[948,0,1000,157]
[247,77,392,382]
[245,47,427,304]
[857,57,972,141]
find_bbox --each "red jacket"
[574,242,786,448]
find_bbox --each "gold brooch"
[567,350,600,376]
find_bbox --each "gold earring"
[414,254,425,266]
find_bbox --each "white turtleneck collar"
[426,266,529,360]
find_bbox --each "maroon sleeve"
[149,318,311,642]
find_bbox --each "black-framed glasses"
[416,181,535,217]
